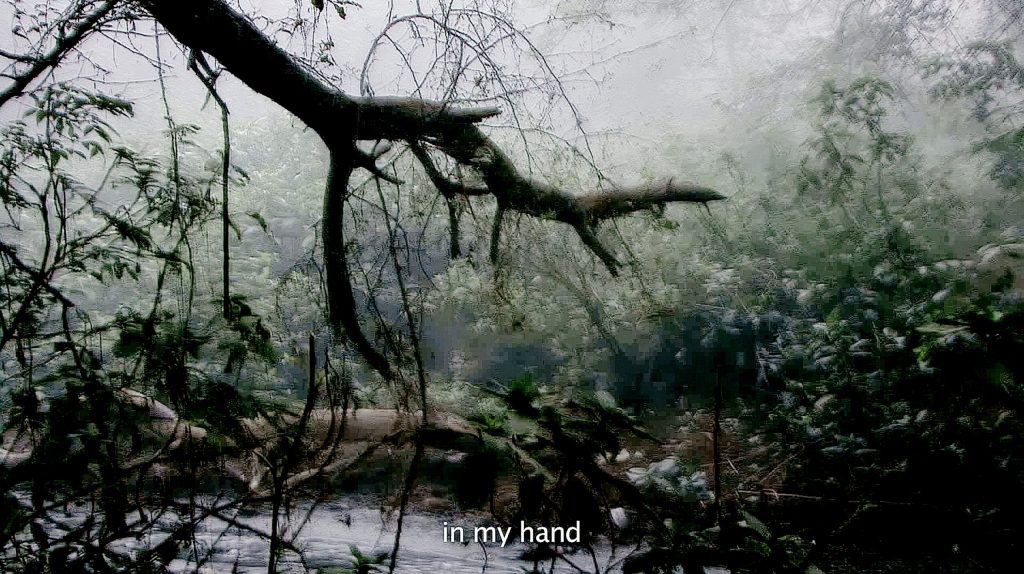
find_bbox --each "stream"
[39,500,633,573]
[162,504,597,573]
[14,493,732,573]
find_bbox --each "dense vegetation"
[2,1,1024,573]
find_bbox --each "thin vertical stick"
[221,106,231,319]
[269,334,318,573]
[372,178,430,574]
[308,333,316,396]
[189,51,232,319]
[713,360,723,524]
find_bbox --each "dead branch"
[137,0,725,377]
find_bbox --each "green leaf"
[246,210,270,234]
[739,509,772,540]
[741,538,772,558]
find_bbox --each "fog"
[4,0,1018,395]
[4,1,1024,572]
[16,1,986,175]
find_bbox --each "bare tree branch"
[353,147,404,185]
[419,127,725,273]
[0,0,118,108]
[0,242,76,308]
[138,0,725,375]
[323,151,394,380]
[408,141,489,196]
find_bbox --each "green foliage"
[929,42,1024,192]
[800,77,914,214]
[221,294,278,373]
[332,546,389,574]
[505,372,541,415]
[467,403,510,436]
[763,271,1024,569]
[0,82,278,570]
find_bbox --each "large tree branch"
[408,141,490,197]
[138,0,725,375]
[579,178,726,219]
[419,125,725,273]
[323,152,394,380]
[140,0,499,146]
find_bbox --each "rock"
[444,450,469,464]
[610,507,629,529]
[678,431,714,460]
[0,446,31,467]
[974,243,1024,292]
[650,456,681,479]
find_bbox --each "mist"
[4,1,1024,573]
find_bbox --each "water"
[11,495,736,573]
[102,503,623,573]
